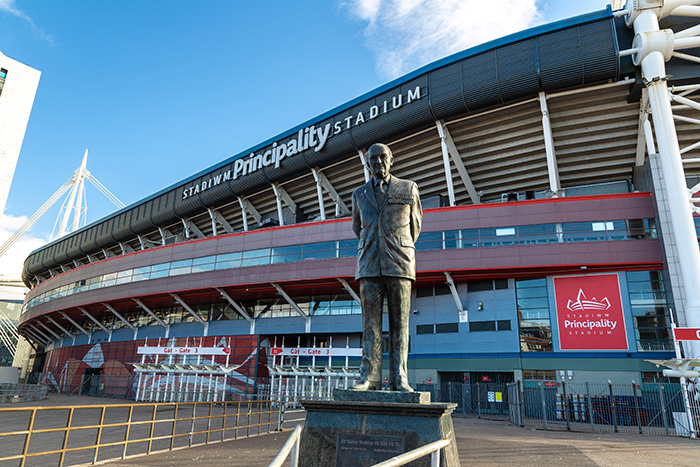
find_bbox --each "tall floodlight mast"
[0,150,125,258]
[618,0,700,359]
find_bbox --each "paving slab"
[87,415,700,467]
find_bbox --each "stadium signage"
[673,327,700,341]
[269,346,362,357]
[554,274,628,350]
[137,346,232,355]
[181,86,423,200]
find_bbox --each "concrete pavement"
[91,415,700,467]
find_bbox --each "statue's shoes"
[391,381,414,392]
[352,380,381,391]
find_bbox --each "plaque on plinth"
[298,389,460,467]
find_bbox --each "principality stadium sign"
[181,86,422,200]
[554,274,628,350]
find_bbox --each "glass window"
[436,323,459,333]
[461,229,479,248]
[338,239,359,257]
[216,252,242,269]
[518,223,558,245]
[469,321,496,332]
[416,231,443,251]
[516,278,552,351]
[272,244,302,263]
[101,273,117,287]
[497,320,511,331]
[150,263,170,279]
[444,230,459,249]
[417,324,434,335]
[479,227,517,247]
[241,248,271,266]
[169,259,192,276]
[627,270,672,351]
[302,242,336,260]
[132,267,150,281]
[116,270,132,285]
[467,280,493,292]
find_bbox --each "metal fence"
[0,384,48,403]
[507,380,700,438]
[0,399,281,467]
[415,382,512,417]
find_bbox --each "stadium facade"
[16,4,700,397]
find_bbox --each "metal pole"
[608,380,618,433]
[540,382,548,430]
[632,381,643,434]
[562,378,570,431]
[517,380,525,427]
[477,382,481,419]
[586,381,594,432]
[658,384,670,436]
[671,319,698,438]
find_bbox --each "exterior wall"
[42,335,267,395]
[0,52,40,215]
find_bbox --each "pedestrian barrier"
[0,398,281,467]
[0,383,48,403]
[507,380,700,438]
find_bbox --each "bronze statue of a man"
[351,143,422,391]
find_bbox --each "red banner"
[554,274,628,350]
[673,328,700,341]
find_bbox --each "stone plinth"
[299,391,460,467]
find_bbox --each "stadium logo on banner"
[554,274,628,350]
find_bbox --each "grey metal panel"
[65,231,84,260]
[129,202,155,235]
[538,28,584,92]
[197,164,237,207]
[52,237,70,266]
[579,19,619,83]
[79,226,100,257]
[111,211,133,243]
[351,76,432,149]
[150,191,177,226]
[173,177,205,218]
[497,40,539,102]
[462,52,502,110]
[429,62,466,120]
[95,218,117,249]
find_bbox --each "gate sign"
[137,346,232,355]
[673,328,700,341]
[269,347,362,357]
[554,274,628,350]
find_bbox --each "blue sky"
[0,0,610,283]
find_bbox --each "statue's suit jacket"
[352,175,422,280]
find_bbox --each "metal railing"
[507,380,700,438]
[269,427,450,467]
[0,398,281,467]
[269,424,303,467]
[0,383,48,403]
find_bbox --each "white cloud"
[0,0,53,45]
[345,0,543,79]
[0,213,48,300]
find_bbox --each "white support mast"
[620,0,700,357]
[0,149,125,259]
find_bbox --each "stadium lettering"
[564,319,617,330]
[181,86,422,200]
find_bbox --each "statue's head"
[367,143,393,180]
